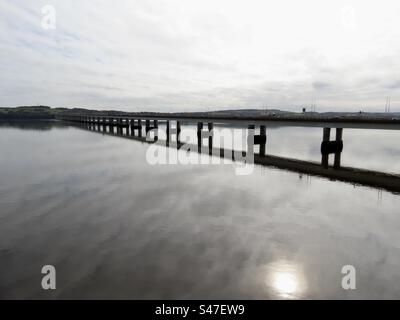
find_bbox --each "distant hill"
[0,106,60,119]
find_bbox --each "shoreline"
[1,106,400,125]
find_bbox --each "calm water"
[1,120,400,299]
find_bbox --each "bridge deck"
[58,114,400,130]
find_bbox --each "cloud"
[312,81,332,91]
[0,0,399,111]
[386,80,400,89]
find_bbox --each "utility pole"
[385,97,388,113]
[385,96,391,113]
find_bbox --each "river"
[1,120,400,299]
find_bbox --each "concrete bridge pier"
[144,119,158,141]
[259,125,266,156]
[196,122,213,154]
[166,121,171,146]
[247,124,267,156]
[153,120,158,142]
[138,120,142,137]
[208,123,214,155]
[117,118,123,135]
[321,128,331,168]
[145,120,151,134]
[130,119,135,136]
[165,120,181,145]
[129,119,143,137]
[197,123,203,152]
[125,118,129,135]
[109,118,115,133]
[321,128,344,168]
[176,121,181,145]
[247,125,255,155]
[334,128,343,168]
[166,120,181,149]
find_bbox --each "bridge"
[57,113,400,194]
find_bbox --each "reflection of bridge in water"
[58,114,400,194]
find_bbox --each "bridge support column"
[321,128,331,168]
[130,119,135,136]
[197,122,203,152]
[247,125,255,155]
[208,123,213,155]
[177,121,181,145]
[117,118,123,135]
[125,118,129,135]
[196,122,214,154]
[247,124,267,156]
[334,128,343,168]
[154,120,158,142]
[128,119,142,136]
[144,119,158,140]
[138,120,142,137]
[165,121,180,145]
[321,128,343,169]
[109,118,114,133]
[259,125,266,156]
[166,121,170,146]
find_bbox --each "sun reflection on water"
[265,260,307,299]
[273,271,298,296]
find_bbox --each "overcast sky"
[0,0,399,112]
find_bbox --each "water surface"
[1,121,400,299]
